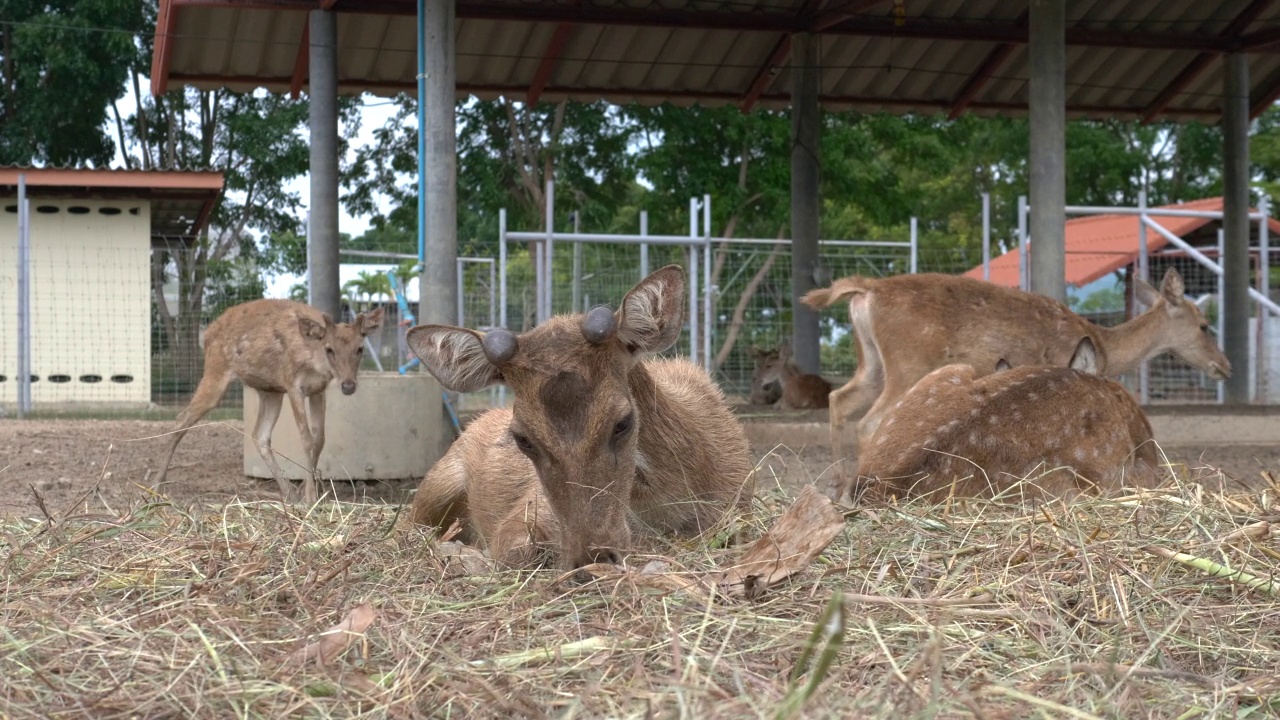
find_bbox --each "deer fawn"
[747,348,783,406]
[752,343,833,410]
[155,299,384,504]
[858,337,1160,501]
[802,268,1226,503]
[405,266,755,572]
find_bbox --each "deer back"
[407,266,754,570]
[859,352,1159,500]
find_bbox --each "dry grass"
[2,457,1279,719]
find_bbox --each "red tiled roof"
[965,197,1280,288]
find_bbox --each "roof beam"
[1250,67,1280,118]
[289,21,310,99]
[739,35,791,113]
[149,0,179,95]
[947,11,1026,120]
[1140,0,1275,123]
[808,0,892,33]
[1240,26,1280,52]
[528,22,575,105]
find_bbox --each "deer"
[857,337,1161,501]
[155,299,384,504]
[747,348,783,406]
[752,343,833,410]
[404,265,756,574]
[801,267,1228,504]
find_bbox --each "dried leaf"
[287,603,377,667]
[716,485,846,600]
[438,540,494,577]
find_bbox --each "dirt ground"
[1,410,1277,519]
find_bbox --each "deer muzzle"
[341,380,357,395]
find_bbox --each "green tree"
[0,0,144,165]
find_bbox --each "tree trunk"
[714,238,785,370]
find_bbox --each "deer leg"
[251,390,292,501]
[825,362,883,504]
[156,357,232,485]
[300,389,325,502]
[286,388,319,505]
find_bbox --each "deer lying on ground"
[802,268,1227,503]
[155,299,384,504]
[857,337,1160,501]
[405,265,756,573]
[752,343,833,410]
[748,348,783,406]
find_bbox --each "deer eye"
[613,414,634,438]
[356,346,364,355]
[511,432,536,456]
[326,348,335,357]
[1199,323,1209,332]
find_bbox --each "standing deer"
[858,337,1160,501]
[752,343,833,410]
[405,266,755,572]
[155,299,384,504]
[802,268,1228,503]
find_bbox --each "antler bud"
[580,306,617,345]
[481,328,518,365]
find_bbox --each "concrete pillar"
[1223,52,1251,403]
[790,32,821,374]
[307,10,341,320]
[1028,0,1066,303]
[420,0,457,327]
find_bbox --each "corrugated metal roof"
[963,197,1280,288]
[153,0,1280,122]
[0,167,224,240]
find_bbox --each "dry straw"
[1,455,1278,718]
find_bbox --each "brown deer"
[747,348,783,406]
[155,299,384,504]
[404,266,755,573]
[858,337,1161,501]
[753,343,833,410]
[802,268,1227,502]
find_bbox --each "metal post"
[689,197,699,364]
[544,180,554,322]
[17,175,31,417]
[308,9,341,319]
[982,192,991,281]
[790,31,822,374]
[488,260,496,330]
[1028,0,1067,302]
[455,259,465,326]
[1219,228,1226,404]
[1260,196,1271,402]
[1018,195,1029,291]
[534,241,544,324]
[703,193,713,372]
[639,211,650,278]
[1137,190,1150,404]
[571,211,582,312]
[421,0,458,328]
[1223,52,1251,403]
[416,0,426,265]
[909,216,919,274]
[499,208,508,329]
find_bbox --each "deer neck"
[1094,306,1167,375]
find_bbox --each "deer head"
[748,347,783,405]
[407,266,687,570]
[1133,268,1230,381]
[299,307,384,395]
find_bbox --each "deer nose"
[341,381,356,395]
[587,546,622,566]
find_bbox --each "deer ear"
[358,307,384,336]
[1159,267,1185,303]
[1068,337,1100,374]
[298,316,327,341]
[615,264,685,355]
[1133,275,1162,308]
[406,325,502,392]
[994,358,1012,372]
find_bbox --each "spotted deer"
[857,337,1160,501]
[752,343,833,410]
[405,266,755,572]
[802,268,1227,503]
[747,348,783,406]
[155,299,384,504]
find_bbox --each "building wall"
[0,198,152,406]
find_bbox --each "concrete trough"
[244,371,448,481]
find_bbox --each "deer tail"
[800,276,876,309]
